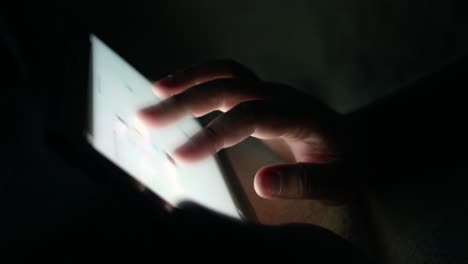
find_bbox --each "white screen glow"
[88,35,240,219]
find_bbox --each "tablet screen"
[87,35,240,219]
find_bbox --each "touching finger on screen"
[138,78,268,127]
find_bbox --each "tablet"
[50,29,256,221]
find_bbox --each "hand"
[138,60,353,203]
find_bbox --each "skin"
[138,59,352,203]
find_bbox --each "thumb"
[254,163,347,202]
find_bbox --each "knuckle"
[296,163,314,198]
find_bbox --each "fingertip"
[137,103,173,128]
[253,174,269,199]
[172,148,193,164]
[152,82,171,99]
[153,73,185,98]
[136,108,154,127]
[254,167,281,199]
[172,142,203,164]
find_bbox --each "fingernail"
[261,170,282,197]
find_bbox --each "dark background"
[2,1,468,262]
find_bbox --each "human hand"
[138,60,353,203]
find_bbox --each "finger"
[137,79,267,128]
[253,163,347,202]
[153,59,258,99]
[172,100,335,163]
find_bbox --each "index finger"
[172,100,337,163]
[153,59,258,99]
